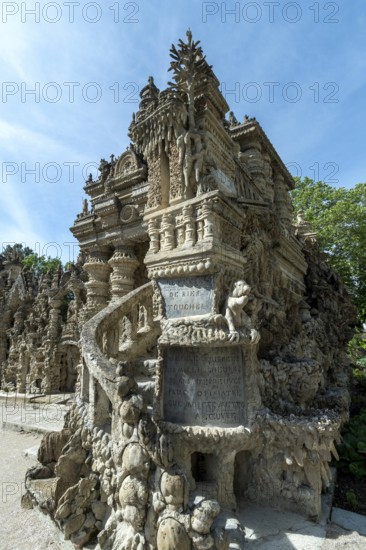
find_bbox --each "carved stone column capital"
[84,256,112,317]
[108,248,139,302]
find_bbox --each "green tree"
[290,178,366,320]
[0,243,34,263]
[21,254,61,276]
[1,244,62,280]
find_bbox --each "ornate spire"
[168,29,213,130]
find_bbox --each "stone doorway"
[59,345,79,393]
[234,450,251,503]
[191,452,219,500]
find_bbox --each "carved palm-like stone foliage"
[168,29,213,130]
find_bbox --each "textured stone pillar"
[17,343,29,393]
[84,256,112,317]
[48,298,63,341]
[13,309,25,334]
[146,153,161,210]
[169,142,184,204]
[182,204,195,247]
[148,219,160,253]
[108,248,139,302]
[160,214,175,252]
[240,140,267,200]
[273,172,292,227]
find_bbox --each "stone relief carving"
[224,280,260,344]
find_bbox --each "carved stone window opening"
[191,452,218,483]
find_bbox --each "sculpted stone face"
[233,280,251,298]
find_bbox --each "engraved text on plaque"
[158,276,213,319]
[164,346,245,427]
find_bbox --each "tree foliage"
[290,178,366,320]
[0,243,34,263]
[0,244,62,277]
[22,254,61,276]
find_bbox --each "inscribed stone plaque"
[158,276,213,319]
[164,346,245,427]
[213,168,237,198]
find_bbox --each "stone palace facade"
[18,31,356,549]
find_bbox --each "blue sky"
[1,1,365,263]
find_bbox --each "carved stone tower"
[23,31,356,550]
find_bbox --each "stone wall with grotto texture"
[0,253,87,395]
[21,30,357,550]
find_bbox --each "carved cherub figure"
[225,280,260,344]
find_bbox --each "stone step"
[331,507,366,536]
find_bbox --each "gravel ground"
[321,523,366,549]
[0,426,364,550]
[0,427,72,550]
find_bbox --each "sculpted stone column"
[182,204,195,247]
[148,219,160,253]
[84,255,112,317]
[160,214,175,252]
[273,172,292,228]
[201,200,215,240]
[108,247,139,302]
[48,297,63,341]
[240,140,267,200]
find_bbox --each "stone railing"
[80,282,158,432]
